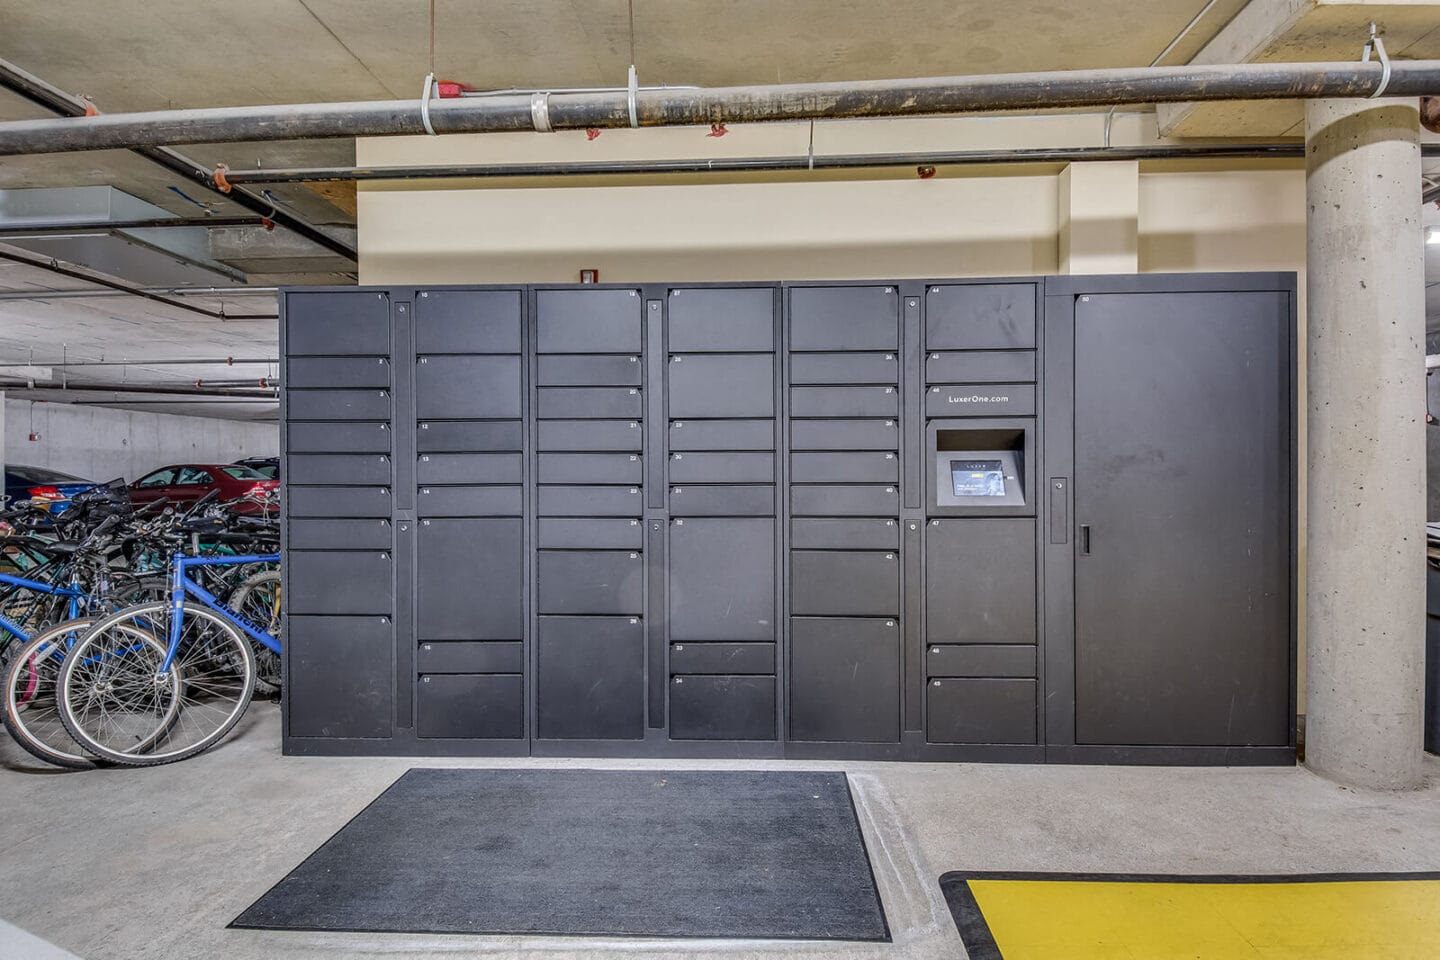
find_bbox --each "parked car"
[233,456,279,480]
[3,464,101,513]
[129,463,278,514]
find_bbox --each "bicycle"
[2,617,173,768]
[56,550,282,766]
[0,512,158,669]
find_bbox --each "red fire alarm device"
[579,269,599,284]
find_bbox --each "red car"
[129,463,278,515]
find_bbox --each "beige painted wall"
[354,120,1309,713]
[359,174,1060,283]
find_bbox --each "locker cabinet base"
[282,733,1292,764]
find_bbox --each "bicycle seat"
[37,541,81,557]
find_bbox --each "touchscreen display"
[951,459,1006,497]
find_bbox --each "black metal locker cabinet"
[665,286,781,742]
[1066,285,1292,750]
[533,287,648,743]
[279,274,1296,765]
[786,285,903,744]
[412,289,528,742]
[921,281,1043,750]
[283,290,397,742]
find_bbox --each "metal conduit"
[0,216,267,236]
[0,60,1436,156]
[0,247,279,321]
[6,382,277,398]
[216,143,1440,185]
[28,358,280,367]
[0,286,277,302]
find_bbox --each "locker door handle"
[1049,478,1068,544]
[1079,524,1092,556]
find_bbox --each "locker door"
[416,518,524,640]
[668,518,775,642]
[1072,291,1290,747]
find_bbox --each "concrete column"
[1305,97,1426,789]
[1057,160,1139,274]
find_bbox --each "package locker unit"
[281,272,1296,764]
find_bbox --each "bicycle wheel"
[58,602,254,766]
[0,588,71,669]
[3,618,98,768]
[228,570,281,696]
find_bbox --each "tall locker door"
[284,290,397,743]
[664,286,780,742]
[1072,291,1290,747]
[533,287,648,742]
[412,289,528,743]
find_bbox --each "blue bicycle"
[0,513,161,662]
[0,569,90,650]
[54,551,281,766]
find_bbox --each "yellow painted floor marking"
[963,877,1440,960]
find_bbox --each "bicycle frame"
[0,571,87,644]
[160,552,281,673]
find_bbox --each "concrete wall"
[5,399,278,484]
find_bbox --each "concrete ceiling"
[0,256,278,420]
[1160,0,1440,138]
[0,1,1249,105]
[0,0,1251,206]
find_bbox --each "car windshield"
[222,466,268,480]
[10,465,90,484]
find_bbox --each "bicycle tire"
[227,570,282,696]
[2,618,98,768]
[58,601,255,766]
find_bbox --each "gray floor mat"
[231,768,889,941]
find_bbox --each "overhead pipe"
[1103,0,1224,146]
[0,247,279,321]
[0,60,1436,156]
[4,382,276,398]
[0,215,268,236]
[223,143,1350,184]
[33,357,279,367]
[0,58,357,261]
[62,399,278,408]
[0,285,277,302]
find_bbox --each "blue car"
[3,464,101,514]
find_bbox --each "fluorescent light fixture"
[1429,226,1440,245]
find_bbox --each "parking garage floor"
[2,704,1438,960]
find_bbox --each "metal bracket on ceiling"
[1363,22,1392,98]
[419,72,438,135]
[627,64,639,128]
[530,92,553,133]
